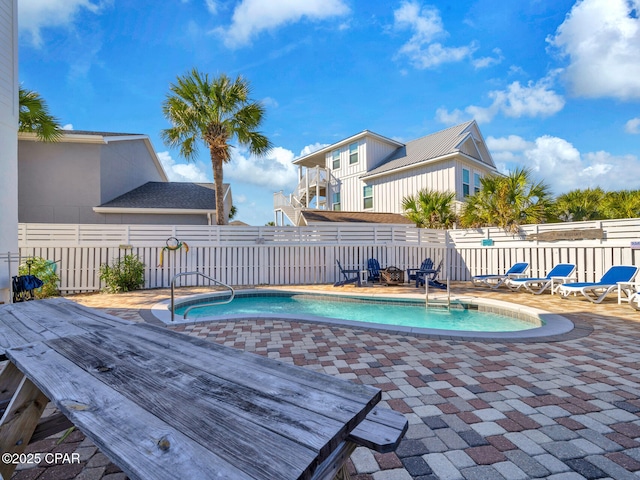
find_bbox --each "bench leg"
[0,362,24,408]
[0,367,48,480]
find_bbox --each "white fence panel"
[15,218,640,292]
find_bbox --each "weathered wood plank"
[0,298,131,354]
[347,406,408,453]
[47,328,347,472]
[95,324,375,422]
[0,375,49,480]
[6,342,256,480]
[132,323,380,407]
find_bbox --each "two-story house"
[273,120,498,226]
[19,130,232,225]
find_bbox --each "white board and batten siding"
[364,137,401,171]
[369,162,457,214]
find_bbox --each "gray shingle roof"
[361,121,481,178]
[99,182,226,210]
[301,210,413,225]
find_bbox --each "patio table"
[0,300,392,480]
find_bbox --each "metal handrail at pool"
[170,271,235,322]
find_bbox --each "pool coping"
[150,287,578,341]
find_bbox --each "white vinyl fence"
[13,218,640,293]
[450,218,640,283]
[17,224,445,292]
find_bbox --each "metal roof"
[361,121,491,179]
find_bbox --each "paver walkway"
[7,283,640,480]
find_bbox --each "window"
[462,169,470,197]
[349,142,358,164]
[474,173,481,194]
[332,150,340,169]
[333,192,341,211]
[363,185,373,209]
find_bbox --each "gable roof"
[95,181,228,212]
[300,209,413,225]
[292,130,403,168]
[361,120,494,179]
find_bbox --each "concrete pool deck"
[9,282,640,480]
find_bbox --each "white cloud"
[205,0,217,15]
[62,124,74,130]
[440,74,565,125]
[487,134,640,193]
[225,146,298,190]
[262,97,279,108]
[393,1,476,69]
[156,152,210,183]
[18,0,107,47]
[472,48,504,69]
[548,0,640,99]
[299,142,328,157]
[435,107,467,125]
[625,117,640,134]
[491,76,565,118]
[216,0,350,48]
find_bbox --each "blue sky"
[18,0,640,225]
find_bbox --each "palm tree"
[602,190,640,219]
[18,86,62,142]
[161,69,272,225]
[553,188,605,222]
[460,167,552,233]
[402,189,457,228]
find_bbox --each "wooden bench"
[0,300,407,480]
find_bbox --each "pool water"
[174,294,538,332]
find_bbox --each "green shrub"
[99,254,145,293]
[18,257,60,299]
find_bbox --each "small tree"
[402,189,457,228]
[460,167,553,233]
[602,190,640,219]
[99,254,145,293]
[553,188,605,222]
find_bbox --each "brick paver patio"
[7,283,640,480]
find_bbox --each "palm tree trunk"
[210,150,227,225]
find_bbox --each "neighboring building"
[19,130,232,225]
[274,121,498,226]
[0,0,18,303]
[95,181,230,225]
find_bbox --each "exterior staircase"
[273,166,331,225]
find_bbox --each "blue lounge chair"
[407,258,433,285]
[558,265,638,303]
[471,262,529,289]
[367,258,383,283]
[334,260,361,287]
[507,263,576,295]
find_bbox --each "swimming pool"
[168,292,541,333]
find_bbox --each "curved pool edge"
[150,287,577,341]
